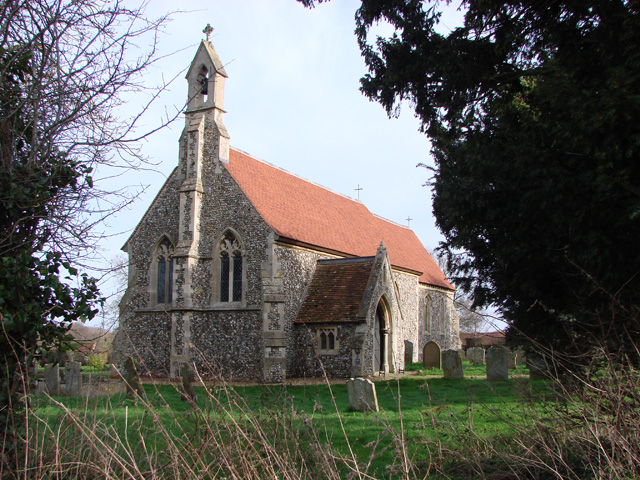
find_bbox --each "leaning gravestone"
[422,341,441,369]
[347,378,379,412]
[404,340,414,365]
[123,357,145,399]
[65,361,83,396]
[467,347,485,365]
[442,350,464,379]
[486,348,508,381]
[507,352,517,370]
[44,364,60,396]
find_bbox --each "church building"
[116,39,461,382]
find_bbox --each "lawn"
[27,362,552,479]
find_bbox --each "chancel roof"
[226,148,454,290]
[296,258,375,323]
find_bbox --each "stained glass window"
[157,258,166,304]
[220,252,230,302]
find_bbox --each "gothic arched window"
[424,295,432,333]
[153,237,174,305]
[218,231,243,303]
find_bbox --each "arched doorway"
[373,299,392,374]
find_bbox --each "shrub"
[86,355,105,372]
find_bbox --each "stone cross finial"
[203,23,214,41]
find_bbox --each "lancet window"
[154,237,174,305]
[317,327,338,354]
[218,231,243,303]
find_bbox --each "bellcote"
[181,37,230,167]
[185,40,228,113]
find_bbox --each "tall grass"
[5,358,639,479]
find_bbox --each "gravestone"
[123,357,145,398]
[442,350,464,379]
[514,348,527,366]
[422,341,441,369]
[458,349,466,361]
[180,363,198,405]
[44,364,60,395]
[507,352,517,370]
[404,340,414,365]
[486,348,508,381]
[65,361,83,396]
[527,356,549,380]
[467,347,485,365]
[347,378,379,412]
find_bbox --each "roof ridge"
[371,212,411,230]
[230,146,365,205]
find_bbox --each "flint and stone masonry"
[115,39,460,382]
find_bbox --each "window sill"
[316,349,339,356]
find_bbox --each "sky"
[93,0,466,324]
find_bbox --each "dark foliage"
[301,0,640,372]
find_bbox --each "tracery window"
[154,237,174,305]
[218,232,243,302]
[317,327,338,354]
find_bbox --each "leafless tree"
[0,0,180,262]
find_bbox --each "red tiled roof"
[460,331,506,347]
[226,148,454,290]
[296,259,374,323]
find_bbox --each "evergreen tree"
[302,0,640,371]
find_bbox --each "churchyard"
[22,360,569,479]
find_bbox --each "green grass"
[28,362,551,478]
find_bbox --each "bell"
[197,72,208,95]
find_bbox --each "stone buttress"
[170,40,229,377]
[261,232,287,382]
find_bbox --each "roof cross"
[355,184,363,201]
[406,216,413,226]
[203,23,214,41]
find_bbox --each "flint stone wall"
[290,323,360,378]
[190,310,263,380]
[418,286,461,362]
[116,312,172,376]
